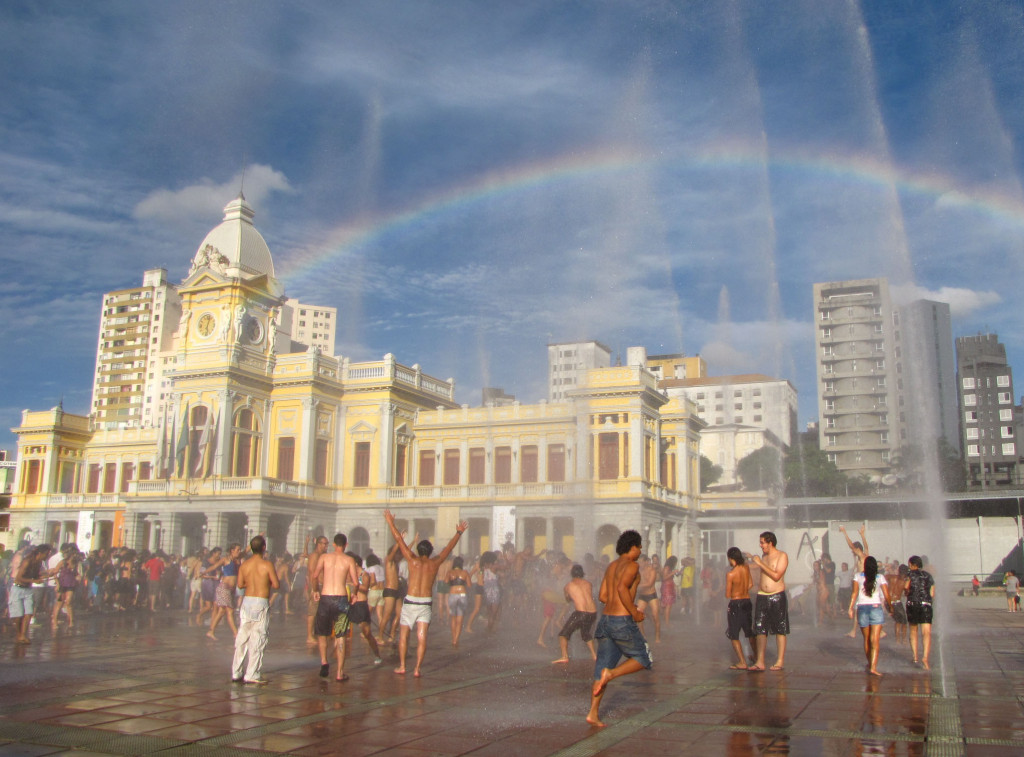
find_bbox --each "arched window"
[232,408,262,477]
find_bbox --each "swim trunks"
[400,595,432,627]
[559,610,597,642]
[314,595,351,637]
[201,577,218,602]
[382,587,401,600]
[637,592,658,603]
[892,599,908,625]
[725,597,754,640]
[348,599,371,625]
[752,591,789,635]
[593,614,652,677]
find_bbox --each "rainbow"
[277,140,1024,285]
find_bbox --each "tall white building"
[91,268,181,430]
[285,299,337,356]
[814,278,956,482]
[547,340,612,401]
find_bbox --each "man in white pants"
[231,535,279,685]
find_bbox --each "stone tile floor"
[1,593,1022,756]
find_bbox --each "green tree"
[737,446,783,492]
[783,442,848,497]
[892,439,966,492]
[700,454,722,492]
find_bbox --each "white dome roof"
[193,194,275,279]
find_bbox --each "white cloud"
[890,283,1002,317]
[133,165,293,224]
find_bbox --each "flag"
[203,408,220,479]
[156,405,168,479]
[175,402,189,477]
[164,413,175,481]
[194,406,214,477]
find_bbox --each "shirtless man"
[383,509,467,678]
[377,535,412,644]
[746,531,789,672]
[587,530,652,727]
[231,535,279,685]
[304,535,328,645]
[552,564,597,663]
[311,534,359,681]
[725,547,755,670]
[840,524,869,638]
[635,555,661,643]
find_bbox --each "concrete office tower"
[548,340,612,401]
[896,299,958,454]
[956,334,1018,488]
[813,278,901,482]
[92,268,182,430]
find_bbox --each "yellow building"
[10,197,704,561]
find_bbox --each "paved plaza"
[1,594,1022,756]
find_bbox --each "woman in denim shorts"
[848,556,891,677]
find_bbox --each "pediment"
[348,420,377,438]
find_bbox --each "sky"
[2,0,1023,452]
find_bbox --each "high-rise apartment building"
[547,340,612,401]
[285,298,337,356]
[91,268,181,429]
[814,278,957,483]
[813,278,900,481]
[955,334,1018,487]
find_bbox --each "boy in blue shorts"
[587,530,652,727]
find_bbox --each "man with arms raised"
[383,509,467,678]
[231,535,279,685]
[587,530,652,727]
[746,531,789,671]
[311,534,359,681]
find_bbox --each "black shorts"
[725,598,754,640]
[314,595,350,637]
[382,587,401,600]
[906,602,933,625]
[348,600,371,625]
[558,611,597,642]
[753,592,789,635]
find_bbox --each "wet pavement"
[1,594,1023,756]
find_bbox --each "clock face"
[246,316,264,344]
[196,313,216,338]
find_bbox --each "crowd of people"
[2,520,1013,724]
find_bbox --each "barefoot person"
[383,510,467,677]
[231,535,279,685]
[840,525,869,638]
[552,564,597,664]
[849,555,891,677]
[347,554,383,667]
[905,555,935,669]
[725,547,755,670]
[447,556,471,647]
[303,535,328,645]
[587,530,652,727]
[746,531,789,672]
[311,534,359,681]
[635,555,661,643]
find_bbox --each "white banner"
[77,511,95,553]
[491,506,516,551]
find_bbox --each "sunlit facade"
[9,198,704,561]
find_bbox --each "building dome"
[192,194,275,279]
